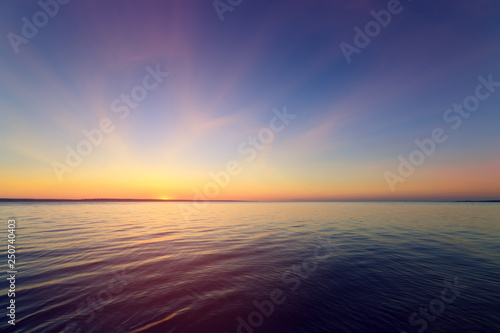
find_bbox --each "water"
[1,202,499,333]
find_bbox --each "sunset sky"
[1,0,499,201]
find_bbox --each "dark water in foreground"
[0,202,499,333]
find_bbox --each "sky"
[0,0,499,201]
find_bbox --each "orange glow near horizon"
[1,157,499,201]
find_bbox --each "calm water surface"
[0,202,499,332]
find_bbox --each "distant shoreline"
[0,199,498,203]
[0,198,252,202]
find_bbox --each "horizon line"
[0,198,499,203]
